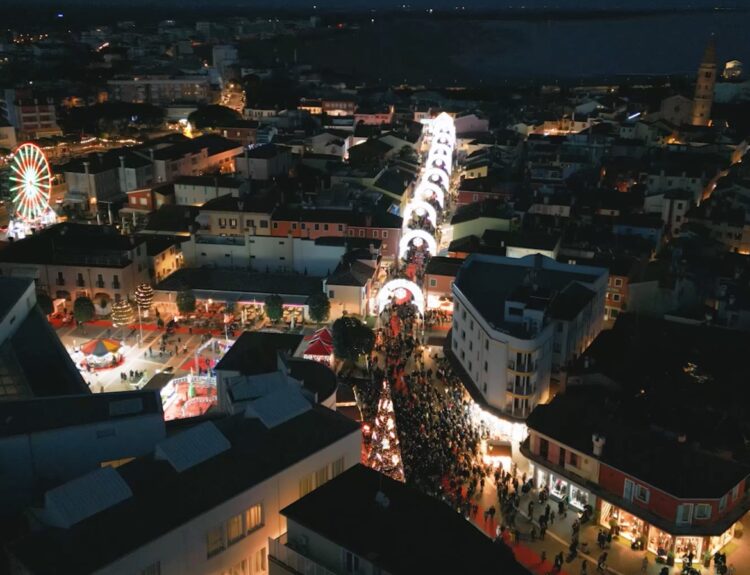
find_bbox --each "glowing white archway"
[402,199,438,230]
[423,167,450,191]
[428,144,452,161]
[435,134,455,147]
[399,228,438,260]
[432,112,455,134]
[377,278,425,314]
[429,156,452,175]
[416,181,445,208]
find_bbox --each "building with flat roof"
[6,388,361,575]
[271,464,529,575]
[449,253,607,422]
[0,224,150,307]
[0,277,88,400]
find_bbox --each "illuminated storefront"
[600,501,738,563]
[535,469,594,512]
[600,502,645,543]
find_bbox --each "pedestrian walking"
[540,550,547,564]
[581,560,588,575]
[641,556,648,573]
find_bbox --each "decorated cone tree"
[134,283,154,316]
[111,298,135,328]
[367,380,405,482]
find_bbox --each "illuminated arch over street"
[428,143,453,161]
[377,278,425,314]
[423,167,450,191]
[428,156,452,176]
[399,228,438,260]
[416,181,445,208]
[402,200,438,230]
[432,112,455,135]
[435,134,455,147]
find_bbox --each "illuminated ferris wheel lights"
[8,143,52,222]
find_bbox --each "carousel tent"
[80,338,121,357]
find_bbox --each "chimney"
[119,155,125,169]
[592,434,606,457]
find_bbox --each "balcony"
[96,280,105,289]
[76,279,85,288]
[269,533,336,575]
[55,278,65,286]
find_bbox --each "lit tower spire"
[691,35,717,127]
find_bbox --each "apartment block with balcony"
[0,223,149,306]
[449,254,607,421]
[270,464,529,575]
[108,75,213,106]
[7,385,361,575]
[522,388,750,564]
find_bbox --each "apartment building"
[108,75,213,106]
[7,390,361,575]
[522,389,749,564]
[449,254,607,420]
[0,223,150,306]
[174,175,245,206]
[0,89,61,139]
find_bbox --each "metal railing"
[269,535,337,575]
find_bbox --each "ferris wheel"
[9,143,52,221]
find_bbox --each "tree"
[73,296,95,324]
[307,291,330,323]
[332,316,375,362]
[366,380,405,482]
[111,298,135,328]
[187,105,242,130]
[134,283,154,314]
[176,289,196,314]
[264,294,284,323]
[36,293,53,315]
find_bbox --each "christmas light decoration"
[111,298,135,328]
[9,143,52,221]
[367,380,405,482]
[134,283,154,312]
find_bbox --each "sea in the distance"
[289,10,750,84]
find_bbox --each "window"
[254,547,267,573]
[314,223,320,231]
[344,551,360,574]
[139,562,161,575]
[382,230,388,238]
[612,294,621,302]
[328,290,335,299]
[330,457,345,478]
[246,503,263,532]
[229,218,238,228]
[299,474,314,497]
[338,224,344,232]
[291,222,297,230]
[259,220,268,228]
[300,223,306,230]
[539,438,549,458]
[358,230,365,237]
[206,524,225,557]
[484,361,488,372]
[218,218,227,228]
[429,278,437,287]
[635,484,650,504]
[569,452,579,467]
[372,230,379,238]
[694,503,711,520]
[246,219,255,228]
[315,465,329,487]
[677,503,693,524]
[719,495,728,512]
[226,513,244,544]
[484,340,489,350]
[272,222,278,229]
[732,484,740,501]
[614,278,623,287]
[324,224,329,231]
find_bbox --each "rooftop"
[0,224,144,268]
[454,254,605,336]
[570,314,750,462]
[281,464,528,575]
[9,407,360,575]
[527,388,749,499]
[215,331,303,375]
[155,268,324,301]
